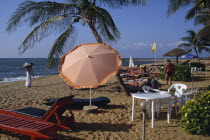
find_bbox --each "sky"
[0,0,208,58]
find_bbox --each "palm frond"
[178,43,191,50]
[6,1,77,32]
[167,0,193,16]
[199,46,210,52]
[181,36,192,42]
[185,1,203,21]
[47,24,76,69]
[19,14,72,54]
[194,10,210,25]
[95,6,121,41]
[196,23,210,40]
[95,0,147,8]
[130,0,147,5]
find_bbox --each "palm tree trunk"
[115,73,130,96]
[88,23,103,43]
[88,22,130,96]
[194,47,199,59]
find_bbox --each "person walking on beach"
[164,59,175,89]
[23,63,34,87]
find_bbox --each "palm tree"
[6,0,147,96]
[167,0,210,44]
[192,8,210,43]
[178,30,210,58]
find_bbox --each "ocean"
[0,58,156,83]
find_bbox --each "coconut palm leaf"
[67,0,147,7]
[167,0,193,16]
[178,43,192,51]
[185,0,204,21]
[98,0,147,7]
[7,1,77,32]
[95,7,120,41]
[181,36,193,41]
[19,14,73,54]
[47,24,76,68]
[194,10,210,25]
[199,46,210,52]
[196,23,210,39]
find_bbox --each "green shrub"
[190,62,205,71]
[159,65,191,81]
[159,67,165,80]
[179,91,210,135]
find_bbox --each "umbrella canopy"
[181,54,198,59]
[129,56,135,68]
[59,43,122,89]
[163,48,188,65]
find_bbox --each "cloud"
[133,41,184,49]
[134,42,152,47]
[166,41,184,47]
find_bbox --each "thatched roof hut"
[163,48,188,65]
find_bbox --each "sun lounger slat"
[1,118,39,129]
[0,117,33,127]
[20,122,53,131]
[0,114,17,120]
[0,110,61,139]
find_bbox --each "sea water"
[0,58,156,83]
[0,58,58,83]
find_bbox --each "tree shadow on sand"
[105,104,127,109]
[57,134,84,140]
[74,122,134,132]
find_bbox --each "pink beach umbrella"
[58,43,121,105]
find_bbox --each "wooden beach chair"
[0,109,65,140]
[7,95,75,130]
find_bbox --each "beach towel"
[43,97,110,109]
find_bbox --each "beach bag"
[151,80,157,88]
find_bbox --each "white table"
[132,93,171,128]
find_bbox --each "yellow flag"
[152,42,156,52]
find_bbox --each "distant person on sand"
[164,59,175,89]
[23,63,34,87]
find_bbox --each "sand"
[0,71,210,139]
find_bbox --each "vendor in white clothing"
[23,63,34,87]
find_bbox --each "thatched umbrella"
[163,48,188,65]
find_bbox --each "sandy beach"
[0,69,210,140]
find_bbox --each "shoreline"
[1,58,210,84]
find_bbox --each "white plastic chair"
[168,83,187,114]
[196,68,202,74]
[183,88,199,101]
[142,85,160,93]
[156,84,187,118]
[191,67,197,74]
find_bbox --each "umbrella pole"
[90,88,92,106]
[191,79,194,91]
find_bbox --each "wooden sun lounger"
[5,95,75,130]
[0,109,62,140]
